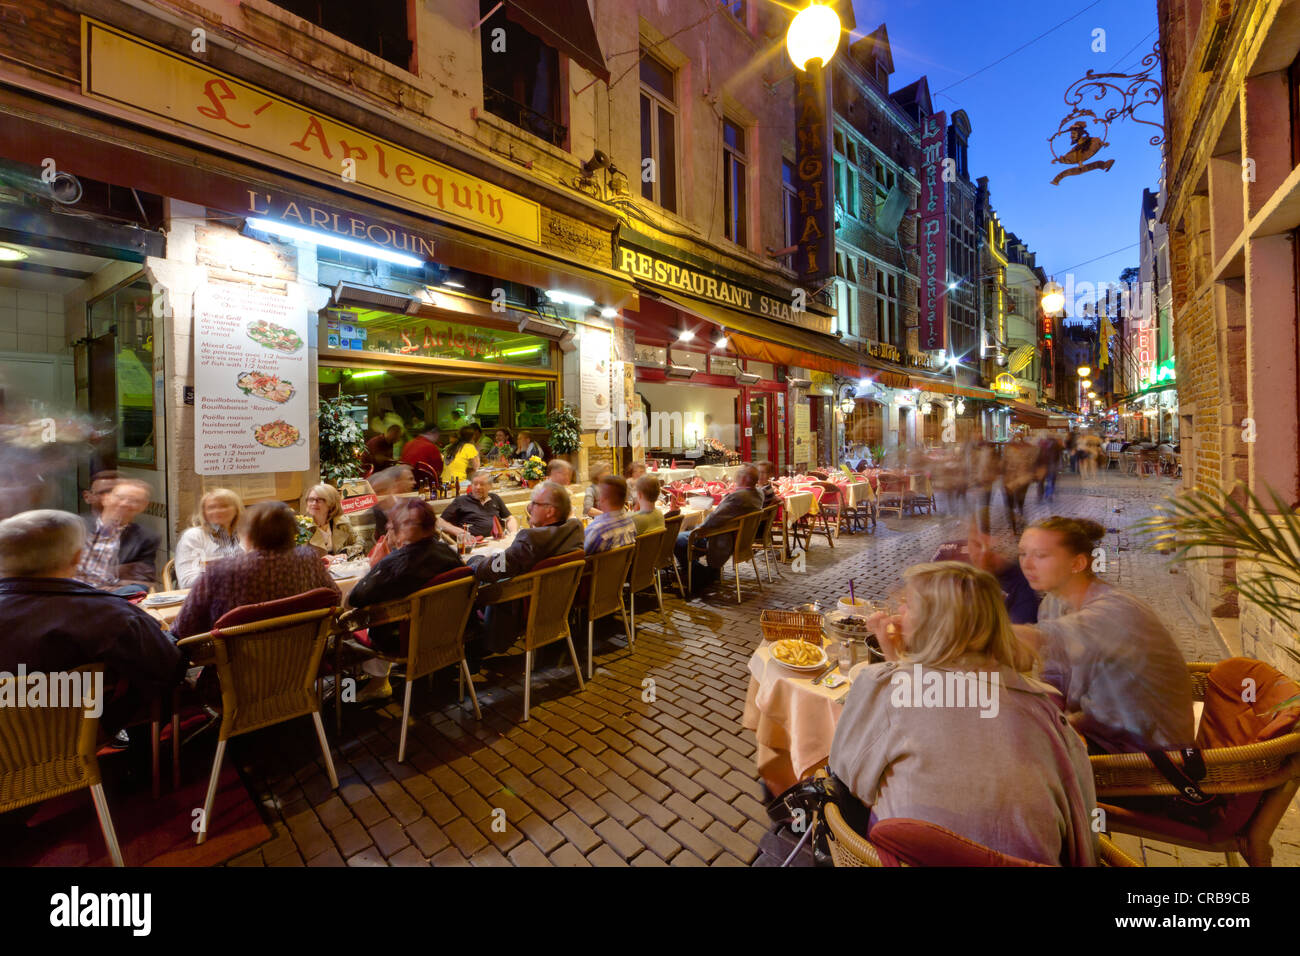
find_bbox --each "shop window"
[747,361,775,380]
[480,0,566,147]
[323,310,552,368]
[640,51,679,212]
[511,380,552,429]
[270,0,413,70]
[634,343,668,367]
[87,279,156,467]
[710,355,741,377]
[723,118,748,245]
[670,349,707,372]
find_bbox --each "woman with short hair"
[1015,517,1195,754]
[829,561,1098,865]
[174,488,244,588]
[173,501,340,637]
[303,483,356,556]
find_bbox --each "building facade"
[1159,0,1300,672]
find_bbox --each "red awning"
[506,0,610,82]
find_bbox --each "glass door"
[747,392,773,463]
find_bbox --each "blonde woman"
[828,562,1099,866]
[303,483,356,556]
[174,488,244,588]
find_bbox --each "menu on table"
[194,280,309,475]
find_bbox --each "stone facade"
[1159,0,1300,675]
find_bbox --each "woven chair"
[578,543,635,680]
[1092,659,1300,866]
[176,596,340,845]
[654,512,686,603]
[0,663,124,866]
[750,502,782,583]
[335,567,480,762]
[824,802,1138,867]
[626,529,665,648]
[875,473,911,521]
[725,510,764,604]
[683,516,740,597]
[812,481,846,539]
[476,551,586,720]
[162,559,177,591]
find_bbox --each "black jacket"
[81,514,161,586]
[0,577,182,698]
[469,519,584,584]
[695,488,764,568]
[347,536,463,653]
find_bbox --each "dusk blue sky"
[848,0,1163,285]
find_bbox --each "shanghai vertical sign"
[793,63,834,288]
[919,111,948,352]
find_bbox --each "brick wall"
[0,0,80,87]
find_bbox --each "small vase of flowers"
[295,513,317,546]
[521,455,546,484]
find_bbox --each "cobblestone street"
[222,470,1298,867]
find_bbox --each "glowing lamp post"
[1041,283,1066,316]
[787,3,841,70]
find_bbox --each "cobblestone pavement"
[222,470,1297,867]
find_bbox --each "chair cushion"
[868,817,1050,867]
[1197,658,1300,749]
[534,550,586,572]
[427,565,474,588]
[213,587,338,629]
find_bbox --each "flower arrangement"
[294,514,317,546]
[521,455,546,481]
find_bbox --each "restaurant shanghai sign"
[918,111,948,352]
[793,64,835,286]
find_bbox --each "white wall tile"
[0,331,16,350]
[0,288,14,308]
[17,310,47,334]
[16,332,44,352]
[0,308,15,332]
[16,290,45,312]
[46,335,68,354]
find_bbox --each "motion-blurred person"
[82,469,122,519]
[442,426,481,489]
[1002,433,1039,535]
[755,460,777,509]
[582,462,613,519]
[400,424,444,481]
[368,464,417,554]
[76,478,158,596]
[547,459,575,486]
[1036,432,1063,504]
[623,460,647,483]
[968,440,1002,535]
[932,524,1040,624]
[1078,433,1103,480]
[1015,517,1195,754]
[174,488,243,588]
[173,501,340,639]
[365,424,402,469]
[0,509,182,737]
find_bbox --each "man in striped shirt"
[584,475,637,554]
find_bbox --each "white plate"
[142,592,187,607]
[769,642,828,673]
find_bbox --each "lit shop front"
[317,305,559,442]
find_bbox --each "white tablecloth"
[695,464,742,483]
[650,468,697,484]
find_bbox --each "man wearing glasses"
[465,481,583,663]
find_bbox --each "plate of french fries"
[769,639,828,673]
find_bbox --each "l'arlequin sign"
[81,19,540,244]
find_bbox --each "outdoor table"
[776,490,816,560]
[651,467,696,484]
[140,555,371,629]
[741,641,852,795]
[662,503,707,531]
[695,464,742,483]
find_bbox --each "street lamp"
[1081,379,1093,389]
[786,3,841,70]
[1077,365,1092,378]
[1041,282,1065,315]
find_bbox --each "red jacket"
[400,434,444,477]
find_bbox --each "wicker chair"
[176,599,340,845]
[750,502,782,584]
[578,543,635,680]
[162,559,177,591]
[682,516,740,596]
[476,551,586,720]
[0,663,124,866]
[875,473,911,521]
[654,512,686,603]
[626,529,665,648]
[726,510,765,604]
[1092,659,1300,866]
[824,801,1139,867]
[335,567,480,762]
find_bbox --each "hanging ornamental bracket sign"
[1049,43,1164,186]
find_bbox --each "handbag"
[765,769,868,867]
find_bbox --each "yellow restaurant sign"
[81,19,541,245]
[993,372,1019,395]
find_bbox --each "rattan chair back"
[656,512,685,572]
[584,543,635,620]
[732,511,761,566]
[521,556,586,652]
[628,529,664,594]
[179,607,336,741]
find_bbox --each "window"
[640,52,679,212]
[835,280,857,338]
[781,159,799,250]
[87,279,156,467]
[872,159,896,218]
[875,266,901,348]
[723,118,748,245]
[833,157,857,219]
[480,0,566,147]
[718,0,746,21]
[271,0,412,70]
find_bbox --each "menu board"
[580,326,612,430]
[194,280,310,475]
[793,403,811,465]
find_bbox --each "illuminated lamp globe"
[1040,283,1065,315]
[1081,379,1092,389]
[1077,366,1092,378]
[786,4,841,71]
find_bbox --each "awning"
[505,0,610,82]
[1003,401,1052,425]
[647,288,863,377]
[906,371,997,399]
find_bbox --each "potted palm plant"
[1136,482,1300,687]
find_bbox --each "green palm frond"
[1135,482,1300,642]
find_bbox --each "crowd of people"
[362,422,548,491]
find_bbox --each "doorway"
[747,392,774,463]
